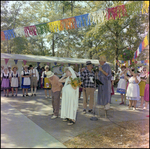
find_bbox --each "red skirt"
[111,84,114,95]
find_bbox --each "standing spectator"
[41,67,44,88]
[10,65,20,96]
[97,55,112,110]
[110,70,115,103]
[138,67,148,109]
[1,67,11,96]
[1,65,4,74]
[116,66,127,105]
[46,71,63,119]
[8,65,12,92]
[78,68,85,100]
[81,61,95,114]
[125,68,140,110]
[29,65,39,96]
[21,65,30,97]
[41,65,51,98]
[37,65,42,89]
[143,74,149,110]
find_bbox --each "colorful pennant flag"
[35,24,50,35]
[14,27,25,37]
[24,26,37,37]
[3,29,16,40]
[23,60,27,65]
[14,59,18,64]
[142,1,149,14]
[1,31,5,41]
[5,59,9,65]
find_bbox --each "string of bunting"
[133,34,149,60]
[1,3,132,41]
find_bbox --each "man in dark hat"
[81,61,95,114]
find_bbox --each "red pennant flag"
[23,60,27,65]
[1,32,5,41]
[5,59,9,65]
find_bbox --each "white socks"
[31,88,33,94]
[34,88,36,94]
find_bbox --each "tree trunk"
[52,34,55,56]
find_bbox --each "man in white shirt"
[29,65,39,96]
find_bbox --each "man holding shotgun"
[81,61,95,114]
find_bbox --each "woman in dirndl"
[10,65,20,96]
[144,74,149,110]
[41,65,51,98]
[138,67,148,109]
[125,68,140,110]
[21,65,31,97]
[1,67,11,96]
[116,66,127,105]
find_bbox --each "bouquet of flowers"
[121,47,134,61]
[70,77,82,90]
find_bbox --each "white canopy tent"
[1,53,113,86]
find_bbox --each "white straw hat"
[45,71,54,78]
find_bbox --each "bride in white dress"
[59,67,79,126]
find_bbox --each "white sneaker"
[133,107,136,111]
[45,96,47,99]
[104,103,110,110]
[51,115,58,119]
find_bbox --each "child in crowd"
[116,66,127,105]
[10,65,20,96]
[125,68,140,110]
[1,67,11,96]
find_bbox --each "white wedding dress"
[60,67,79,121]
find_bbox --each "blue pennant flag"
[3,29,16,40]
[139,43,142,53]
[81,14,91,27]
[37,62,40,66]
[14,59,18,64]
[54,62,57,65]
[74,15,82,28]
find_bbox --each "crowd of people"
[1,55,149,125]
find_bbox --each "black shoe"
[7,95,9,97]
[83,109,86,114]
[31,94,33,97]
[12,94,14,96]
[26,94,29,96]
[63,118,69,122]
[15,94,17,97]
[23,95,25,97]
[68,120,75,125]
[34,94,36,96]
[4,94,6,97]
[88,109,93,113]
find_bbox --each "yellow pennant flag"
[144,35,148,48]
[48,22,55,32]
[142,1,149,14]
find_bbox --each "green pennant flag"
[35,23,50,35]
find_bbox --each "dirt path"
[63,119,149,148]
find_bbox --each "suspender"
[3,72,9,79]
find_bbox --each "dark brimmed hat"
[29,65,33,68]
[86,61,93,65]
[121,65,126,69]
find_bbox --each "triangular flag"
[5,59,9,65]
[23,60,27,65]
[14,59,18,64]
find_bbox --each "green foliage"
[121,47,134,61]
